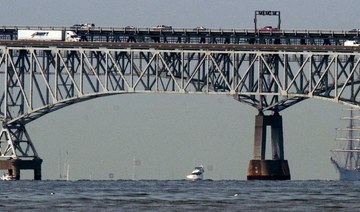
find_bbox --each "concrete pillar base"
[0,158,43,180]
[247,159,290,180]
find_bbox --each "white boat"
[186,165,204,180]
[1,173,15,181]
[331,108,360,180]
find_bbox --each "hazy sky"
[0,0,358,180]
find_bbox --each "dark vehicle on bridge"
[349,28,360,32]
[71,24,83,29]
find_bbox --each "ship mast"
[332,108,360,170]
[346,109,354,169]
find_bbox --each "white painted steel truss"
[0,46,360,158]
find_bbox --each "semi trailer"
[17,30,80,42]
[344,40,360,46]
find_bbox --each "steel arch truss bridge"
[0,45,360,159]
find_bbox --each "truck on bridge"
[17,29,80,42]
[344,40,360,46]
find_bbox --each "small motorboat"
[1,173,15,181]
[186,165,204,180]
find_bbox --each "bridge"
[1,26,360,180]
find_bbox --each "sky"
[0,0,358,180]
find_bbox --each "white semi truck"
[17,30,80,42]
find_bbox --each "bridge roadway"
[1,40,360,52]
[0,26,359,45]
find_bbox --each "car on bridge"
[82,23,95,29]
[193,26,207,31]
[71,23,95,29]
[259,26,279,31]
[125,26,136,30]
[349,29,360,32]
[154,25,172,30]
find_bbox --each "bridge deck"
[1,40,360,53]
[0,26,359,45]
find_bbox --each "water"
[0,180,359,211]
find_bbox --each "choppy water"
[0,180,359,211]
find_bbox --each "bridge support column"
[0,158,43,180]
[247,112,291,180]
[0,124,43,180]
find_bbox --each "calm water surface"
[0,180,359,211]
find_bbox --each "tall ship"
[331,108,360,180]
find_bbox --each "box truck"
[17,30,80,42]
[344,40,360,46]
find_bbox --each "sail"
[331,108,360,180]
[59,151,70,181]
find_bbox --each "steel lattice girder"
[0,46,360,125]
[0,123,39,158]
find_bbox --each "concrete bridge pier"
[247,112,291,180]
[0,158,43,180]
